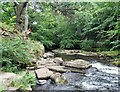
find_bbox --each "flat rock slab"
[36,59,57,66]
[63,59,91,69]
[35,68,53,79]
[48,66,85,74]
[52,49,98,56]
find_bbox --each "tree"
[14,0,29,32]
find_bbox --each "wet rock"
[36,80,47,85]
[50,73,67,84]
[35,68,53,79]
[48,66,85,73]
[53,57,63,65]
[64,59,91,69]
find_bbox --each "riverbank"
[53,49,120,66]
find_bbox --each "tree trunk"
[24,2,28,31]
[14,0,29,32]
[16,5,23,32]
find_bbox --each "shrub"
[80,39,95,51]
[60,39,74,49]
[0,37,44,72]
[10,72,35,90]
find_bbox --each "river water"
[33,52,120,91]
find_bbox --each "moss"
[100,51,120,57]
[112,58,120,67]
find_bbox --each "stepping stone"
[63,59,91,69]
[48,66,85,74]
[35,68,53,79]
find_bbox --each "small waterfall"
[81,63,120,91]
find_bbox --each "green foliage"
[80,40,95,51]
[0,82,5,92]
[100,50,120,57]
[0,2,15,27]
[60,39,74,49]
[0,2,120,51]
[0,22,15,32]
[0,37,44,72]
[28,2,120,51]
[10,72,35,90]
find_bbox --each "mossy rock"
[112,61,120,67]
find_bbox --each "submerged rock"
[35,68,53,79]
[48,66,85,73]
[64,59,91,69]
[50,73,67,84]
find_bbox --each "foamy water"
[91,63,119,75]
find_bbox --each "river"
[33,52,120,91]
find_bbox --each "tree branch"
[19,0,29,16]
[14,0,19,6]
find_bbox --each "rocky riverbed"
[0,50,119,91]
[32,50,120,91]
[33,51,91,85]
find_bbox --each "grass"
[100,50,120,67]
[10,72,35,90]
[100,50,120,57]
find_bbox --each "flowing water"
[33,52,120,91]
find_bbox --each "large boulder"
[48,66,85,74]
[53,57,63,65]
[35,68,53,79]
[0,72,17,87]
[50,73,67,84]
[63,59,91,69]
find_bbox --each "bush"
[0,37,44,72]
[60,39,74,49]
[80,40,95,51]
[10,72,35,90]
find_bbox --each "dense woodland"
[0,1,120,90]
[1,2,120,50]
[0,1,120,71]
